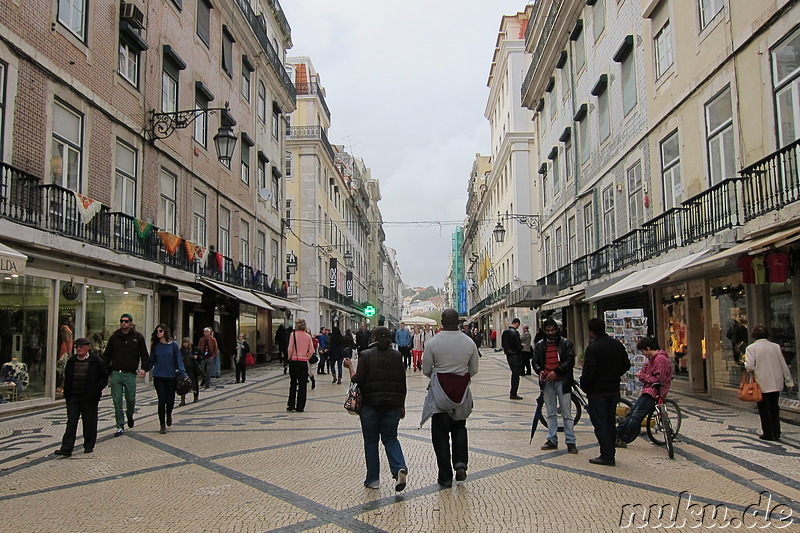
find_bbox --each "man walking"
[103,313,149,436]
[520,325,533,376]
[197,327,218,388]
[532,318,577,453]
[395,322,412,369]
[54,337,108,456]
[501,318,524,400]
[355,323,371,356]
[581,318,631,466]
[421,308,480,488]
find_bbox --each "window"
[271,172,280,210]
[159,169,177,234]
[584,202,595,253]
[551,152,560,193]
[241,56,253,102]
[542,166,548,205]
[621,52,637,116]
[574,26,586,72]
[192,190,207,246]
[544,236,552,273]
[196,0,211,46]
[240,219,250,265]
[285,151,293,178]
[118,41,140,86]
[257,82,266,123]
[272,104,280,139]
[549,86,558,120]
[285,199,292,227]
[593,0,605,41]
[51,100,83,190]
[660,130,682,209]
[567,216,576,261]
[699,0,724,29]
[240,137,251,184]
[218,207,230,257]
[564,138,573,181]
[256,230,266,273]
[221,27,234,78]
[194,91,208,147]
[578,116,589,164]
[271,239,279,277]
[602,185,615,243]
[654,22,674,79]
[257,155,267,191]
[627,162,644,230]
[555,227,563,267]
[705,87,735,185]
[598,89,610,142]
[561,58,570,97]
[0,63,7,161]
[114,141,137,216]
[772,28,800,148]
[162,50,186,113]
[58,0,86,40]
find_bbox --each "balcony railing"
[613,229,645,270]
[266,0,292,44]
[589,245,613,278]
[234,0,296,103]
[287,126,335,163]
[642,208,682,257]
[41,184,111,246]
[521,0,563,104]
[320,284,356,309]
[573,255,588,284]
[681,178,741,243]
[0,162,41,225]
[557,264,572,289]
[468,283,510,317]
[740,138,800,221]
[295,82,331,120]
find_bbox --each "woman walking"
[744,325,794,441]
[287,318,314,412]
[179,337,201,405]
[343,326,408,491]
[329,327,346,384]
[411,325,424,371]
[235,333,251,383]
[149,325,187,434]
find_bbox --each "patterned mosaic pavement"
[1,348,798,532]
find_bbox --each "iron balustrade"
[521,0,563,104]
[642,207,682,257]
[233,0,296,102]
[545,271,558,286]
[287,126,335,164]
[265,0,292,44]
[613,229,645,270]
[0,162,41,224]
[557,264,572,289]
[537,276,547,286]
[159,239,197,274]
[111,211,159,259]
[681,178,742,244]
[589,245,613,277]
[573,255,588,283]
[295,82,331,121]
[468,283,511,317]
[740,138,800,221]
[320,284,356,308]
[41,184,111,246]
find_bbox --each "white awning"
[253,292,309,313]
[199,279,274,310]
[587,251,709,302]
[690,225,800,269]
[0,242,27,277]
[540,290,585,311]
[172,283,203,303]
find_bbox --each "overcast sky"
[282,1,530,288]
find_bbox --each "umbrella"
[402,316,438,326]
[530,392,544,444]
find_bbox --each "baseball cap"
[120,313,134,322]
[74,337,92,346]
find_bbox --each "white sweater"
[744,339,794,393]
[422,331,480,377]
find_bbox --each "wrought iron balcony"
[41,184,111,246]
[295,82,331,120]
[613,229,645,270]
[681,178,741,244]
[521,0,563,106]
[642,208,682,258]
[573,255,588,284]
[287,126,335,163]
[320,284,356,308]
[557,264,572,289]
[740,138,800,221]
[266,0,292,45]
[589,245,613,278]
[0,162,40,224]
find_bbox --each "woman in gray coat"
[744,325,794,441]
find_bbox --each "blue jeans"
[543,380,575,445]
[359,405,406,485]
[617,393,655,443]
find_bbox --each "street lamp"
[493,221,506,243]
[286,251,297,276]
[147,102,237,165]
[344,248,354,269]
[493,211,541,243]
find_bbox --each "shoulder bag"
[738,370,763,402]
[344,382,362,414]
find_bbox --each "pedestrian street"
[0,348,798,532]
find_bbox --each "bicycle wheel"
[647,400,682,445]
[539,394,582,429]
[661,408,675,459]
[615,397,633,426]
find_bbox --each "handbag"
[309,353,319,365]
[738,370,763,402]
[244,352,255,367]
[176,376,192,396]
[344,383,362,414]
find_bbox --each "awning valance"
[200,279,273,309]
[0,242,27,277]
[171,283,203,303]
[253,291,309,313]
[540,290,585,312]
[690,225,800,269]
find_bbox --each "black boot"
[193,392,199,403]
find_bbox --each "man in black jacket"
[501,318,524,400]
[103,313,149,436]
[532,318,577,453]
[580,318,631,466]
[355,323,372,355]
[54,338,108,457]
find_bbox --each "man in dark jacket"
[102,313,149,436]
[532,318,577,453]
[54,338,108,456]
[355,322,372,355]
[581,318,631,466]
[501,318,524,400]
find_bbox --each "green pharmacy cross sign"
[363,305,376,317]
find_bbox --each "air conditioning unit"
[120,2,145,29]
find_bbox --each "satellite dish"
[258,188,272,202]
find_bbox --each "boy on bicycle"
[616,337,672,446]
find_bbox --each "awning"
[690,225,800,269]
[540,290,585,311]
[172,283,203,303]
[253,291,309,313]
[587,251,709,302]
[199,279,274,310]
[0,242,27,277]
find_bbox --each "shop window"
[768,279,797,401]
[58,0,86,41]
[51,100,83,191]
[159,168,176,234]
[708,277,748,391]
[771,28,800,148]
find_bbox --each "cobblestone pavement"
[1,348,798,532]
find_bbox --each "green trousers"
[110,371,138,429]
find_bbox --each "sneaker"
[589,456,615,466]
[395,468,407,492]
[455,467,467,482]
[540,441,558,451]
[114,428,124,437]
[615,437,628,449]
[509,395,524,400]
[127,416,135,429]
[364,480,380,489]
[53,449,71,457]
[567,443,578,454]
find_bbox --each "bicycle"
[538,382,633,429]
[645,383,682,459]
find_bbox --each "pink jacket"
[637,350,672,398]
[288,330,314,361]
